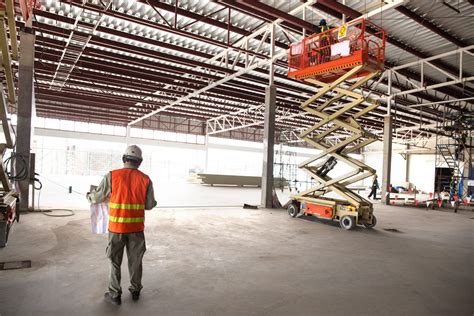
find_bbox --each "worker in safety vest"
[87,145,157,305]
[310,19,331,65]
[318,19,331,63]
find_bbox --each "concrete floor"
[0,203,472,315]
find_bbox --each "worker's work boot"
[131,291,140,301]
[104,292,121,305]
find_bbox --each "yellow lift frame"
[288,66,381,230]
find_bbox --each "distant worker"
[368,174,379,200]
[317,19,331,64]
[87,145,157,305]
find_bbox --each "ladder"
[436,142,463,200]
[50,0,112,91]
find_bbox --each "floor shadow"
[297,214,384,235]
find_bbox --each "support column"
[16,29,35,211]
[125,125,131,146]
[462,137,472,198]
[381,115,392,204]
[204,134,209,173]
[405,144,410,183]
[260,85,276,208]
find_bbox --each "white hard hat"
[123,145,143,161]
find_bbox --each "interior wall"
[26,128,323,208]
[408,154,436,193]
[363,141,436,193]
[8,125,443,207]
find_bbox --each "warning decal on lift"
[338,23,347,40]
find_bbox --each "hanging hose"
[3,151,76,217]
[33,173,43,191]
[4,152,29,181]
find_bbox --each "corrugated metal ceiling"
[31,0,473,135]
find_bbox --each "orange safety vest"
[108,168,150,233]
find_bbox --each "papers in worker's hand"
[90,201,108,234]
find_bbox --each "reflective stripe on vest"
[109,168,150,233]
[109,203,145,210]
[109,216,145,223]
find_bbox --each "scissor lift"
[286,18,386,230]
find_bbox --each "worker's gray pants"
[106,232,146,298]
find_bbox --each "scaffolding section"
[434,110,473,208]
[275,130,318,194]
[274,143,298,192]
[286,18,386,230]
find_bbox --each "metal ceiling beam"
[38,86,243,118]
[34,108,134,124]
[33,20,298,93]
[33,61,269,109]
[315,0,473,78]
[128,1,316,126]
[35,10,211,58]
[29,50,461,129]
[62,0,291,57]
[360,0,406,19]
[35,77,312,128]
[35,26,446,116]
[389,45,474,100]
[36,103,138,121]
[35,35,309,102]
[233,0,317,32]
[36,98,220,124]
[395,5,467,47]
[214,0,307,34]
[32,59,436,129]
[35,6,467,106]
[35,46,297,110]
[36,107,133,123]
[32,3,456,131]
[136,0,262,37]
[312,0,474,103]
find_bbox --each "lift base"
[287,196,376,230]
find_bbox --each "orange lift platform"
[286,18,386,230]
